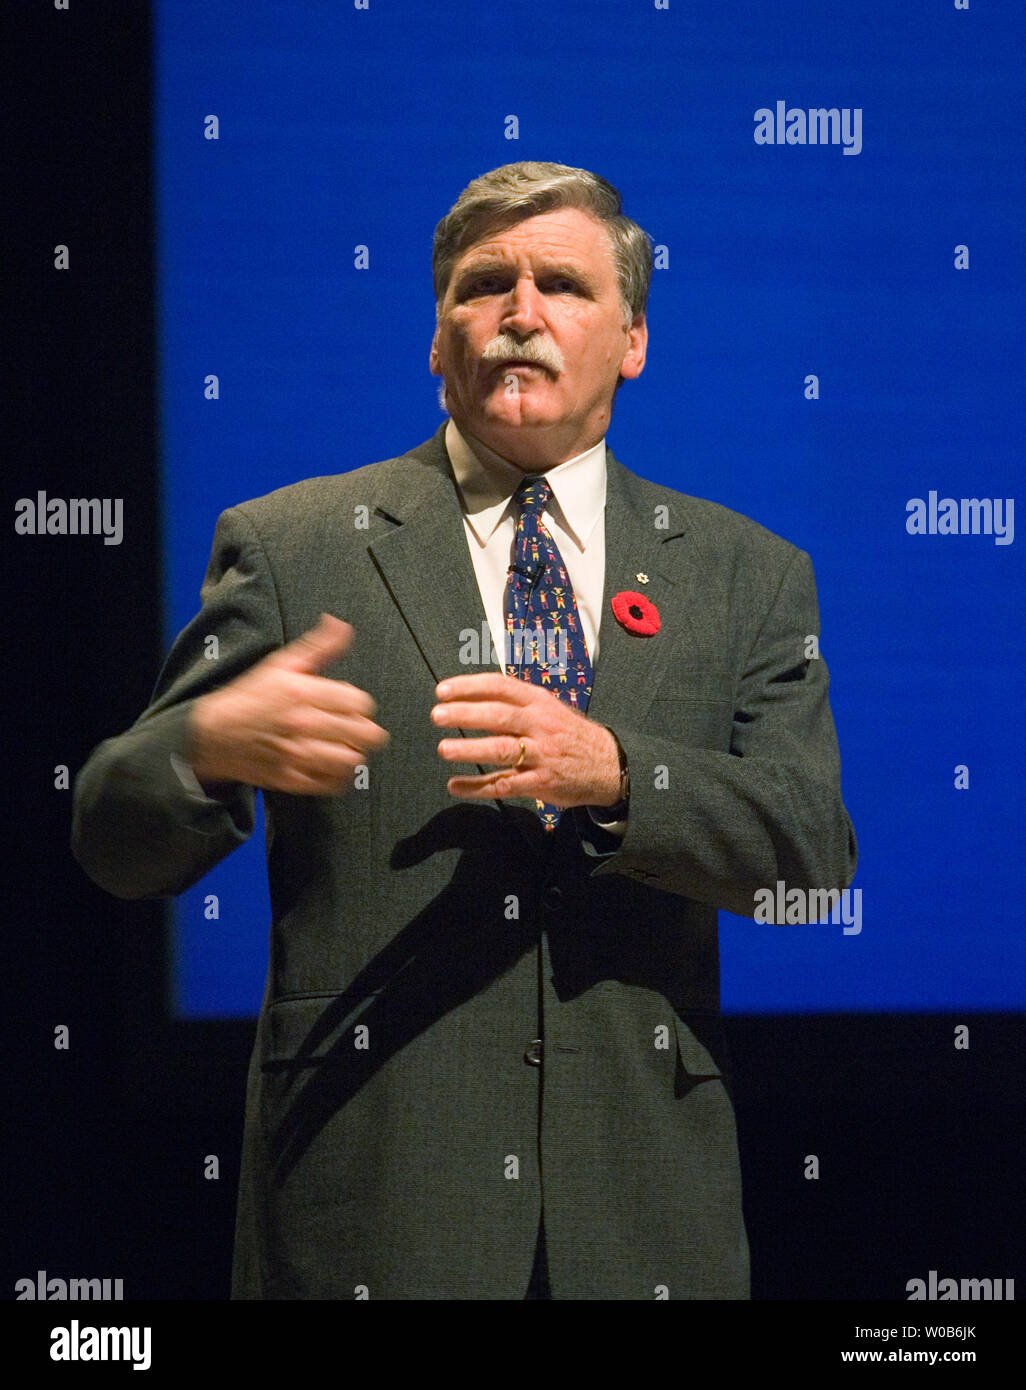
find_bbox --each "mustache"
[480,334,564,375]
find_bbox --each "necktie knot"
[513,475,551,516]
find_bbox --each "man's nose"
[500,277,545,334]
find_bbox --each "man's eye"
[460,274,581,299]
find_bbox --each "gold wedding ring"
[513,739,527,769]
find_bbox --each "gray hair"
[432,161,652,329]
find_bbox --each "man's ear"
[429,326,441,376]
[618,313,647,381]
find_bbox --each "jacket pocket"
[672,1013,727,1099]
[647,668,735,746]
[647,697,734,748]
[262,989,381,1069]
[665,667,735,702]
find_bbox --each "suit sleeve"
[71,505,285,900]
[586,546,858,917]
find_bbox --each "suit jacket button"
[524,1039,543,1067]
[542,884,564,912]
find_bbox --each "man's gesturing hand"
[432,673,621,809]
[188,614,388,794]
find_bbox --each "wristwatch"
[604,729,630,819]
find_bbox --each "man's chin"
[475,386,561,427]
[477,405,558,433]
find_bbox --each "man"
[72,161,857,1300]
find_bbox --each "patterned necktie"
[503,475,594,830]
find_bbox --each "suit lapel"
[585,450,683,734]
[367,428,489,685]
[366,427,545,847]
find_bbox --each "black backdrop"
[6,2,1024,1308]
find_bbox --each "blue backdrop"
[155,0,1024,1017]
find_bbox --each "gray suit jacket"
[72,423,857,1300]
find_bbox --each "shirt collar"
[445,417,607,551]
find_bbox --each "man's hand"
[188,614,389,794]
[432,673,621,809]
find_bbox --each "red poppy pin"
[611,589,660,636]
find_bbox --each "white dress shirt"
[444,417,607,669]
[445,418,625,836]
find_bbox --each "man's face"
[429,207,647,468]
